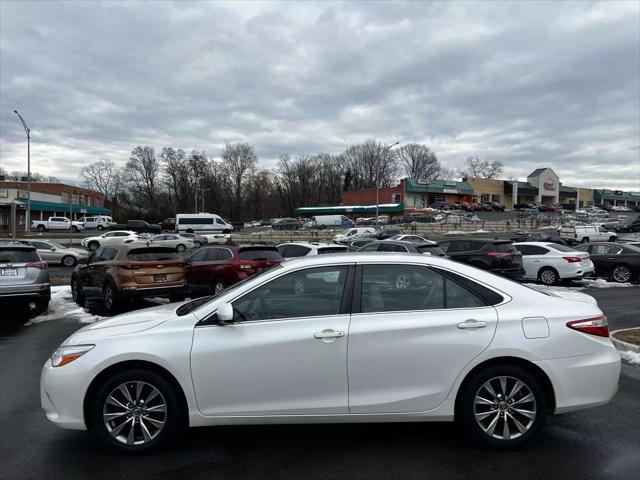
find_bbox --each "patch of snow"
[26,286,105,325]
[444,230,467,236]
[576,278,635,289]
[471,229,493,234]
[619,350,640,366]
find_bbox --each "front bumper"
[41,358,90,430]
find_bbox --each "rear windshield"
[546,244,575,252]
[416,245,446,256]
[318,247,348,254]
[0,248,39,263]
[490,243,517,253]
[238,248,282,261]
[127,248,180,261]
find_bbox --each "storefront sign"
[443,188,459,194]
[417,178,429,185]
[17,190,28,199]
[543,178,555,191]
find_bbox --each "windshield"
[547,244,576,252]
[176,264,283,316]
[238,248,282,261]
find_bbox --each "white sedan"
[80,231,139,251]
[41,253,619,452]
[145,234,195,252]
[514,242,595,285]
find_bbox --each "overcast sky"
[1,0,639,189]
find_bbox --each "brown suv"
[71,245,186,314]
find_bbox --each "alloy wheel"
[214,282,225,294]
[612,266,631,283]
[102,381,167,446]
[63,255,76,267]
[104,285,114,310]
[539,269,556,285]
[395,274,411,289]
[474,376,537,441]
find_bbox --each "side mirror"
[216,303,234,325]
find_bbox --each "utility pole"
[13,110,31,231]
[201,188,210,212]
[376,142,400,226]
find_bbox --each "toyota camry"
[41,253,620,452]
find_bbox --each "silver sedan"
[146,234,195,252]
[21,240,89,267]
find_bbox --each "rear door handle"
[313,330,345,340]
[457,320,488,329]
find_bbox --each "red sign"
[543,179,555,191]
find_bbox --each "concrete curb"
[610,327,640,353]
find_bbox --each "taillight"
[566,316,609,337]
[26,262,46,269]
[563,256,582,263]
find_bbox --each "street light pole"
[376,142,400,226]
[201,188,210,212]
[14,110,31,232]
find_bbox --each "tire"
[457,365,547,449]
[90,369,183,453]
[102,280,122,315]
[97,225,104,231]
[212,281,225,295]
[37,224,46,232]
[538,267,559,286]
[176,244,186,253]
[62,255,77,267]
[72,226,79,233]
[193,241,201,248]
[34,299,49,315]
[611,264,632,283]
[186,229,194,234]
[608,236,616,242]
[88,241,99,251]
[581,237,589,243]
[71,276,85,306]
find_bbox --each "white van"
[175,213,233,234]
[78,216,115,230]
[313,215,353,228]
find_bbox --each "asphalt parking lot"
[0,286,638,480]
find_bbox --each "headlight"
[51,345,94,367]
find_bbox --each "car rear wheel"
[62,255,77,267]
[538,267,558,286]
[97,225,104,230]
[212,281,225,295]
[91,369,183,453]
[88,241,99,251]
[34,299,49,315]
[71,226,79,233]
[102,281,122,314]
[37,225,46,232]
[611,265,632,283]
[458,365,546,449]
[193,241,201,248]
[176,244,186,253]
[71,277,85,306]
[581,237,589,243]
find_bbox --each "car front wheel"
[62,255,77,267]
[91,369,183,452]
[458,365,546,449]
[538,267,558,286]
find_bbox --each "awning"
[14,199,111,215]
[404,178,474,195]
[295,203,404,216]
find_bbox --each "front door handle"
[457,319,488,329]
[313,329,345,341]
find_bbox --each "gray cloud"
[1,0,638,190]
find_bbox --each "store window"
[434,194,446,203]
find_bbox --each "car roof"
[277,241,347,248]
[0,242,36,250]
[378,239,438,246]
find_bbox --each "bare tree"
[397,143,440,180]
[459,156,504,179]
[221,142,257,219]
[126,146,161,204]
[80,159,123,200]
[340,140,399,190]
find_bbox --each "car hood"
[62,303,180,344]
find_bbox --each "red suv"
[185,245,283,297]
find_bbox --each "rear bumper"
[536,345,621,414]
[119,284,186,298]
[0,282,51,302]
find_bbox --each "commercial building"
[296,166,638,218]
[0,181,111,229]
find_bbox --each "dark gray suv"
[0,243,51,318]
